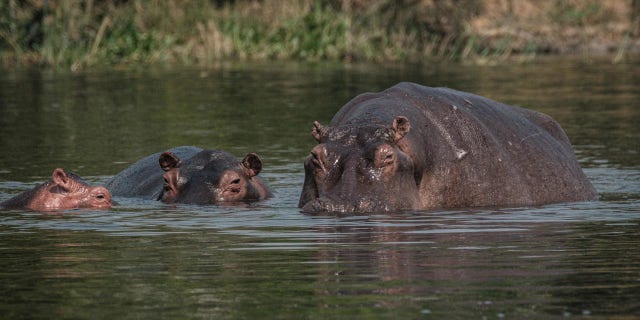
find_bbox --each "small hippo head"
[299,116,421,213]
[158,150,268,204]
[1,168,112,211]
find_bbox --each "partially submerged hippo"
[1,168,112,211]
[106,146,272,204]
[299,82,597,213]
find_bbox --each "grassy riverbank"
[1,0,639,70]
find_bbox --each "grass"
[0,0,637,70]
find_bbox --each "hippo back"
[106,146,202,199]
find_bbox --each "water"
[1,57,639,319]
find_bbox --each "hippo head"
[1,168,112,211]
[299,116,421,213]
[158,150,265,204]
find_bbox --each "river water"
[0,57,638,319]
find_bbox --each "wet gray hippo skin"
[106,146,272,204]
[299,82,598,213]
[1,168,112,211]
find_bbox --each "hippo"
[299,82,598,213]
[106,146,272,204]
[1,168,112,211]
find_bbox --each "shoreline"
[1,0,638,70]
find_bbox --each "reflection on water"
[1,57,639,319]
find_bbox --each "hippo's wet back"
[299,82,598,213]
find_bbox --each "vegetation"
[1,0,638,70]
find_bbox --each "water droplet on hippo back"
[455,149,468,160]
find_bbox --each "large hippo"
[299,82,597,213]
[106,146,272,204]
[1,168,112,211]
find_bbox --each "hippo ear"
[159,151,182,172]
[391,116,411,142]
[311,121,324,142]
[242,153,263,177]
[51,168,72,191]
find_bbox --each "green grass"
[0,0,636,69]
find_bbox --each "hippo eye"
[384,153,394,164]
[231,178,241,185]
[373,145,395,167]
[96,194,105,200]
